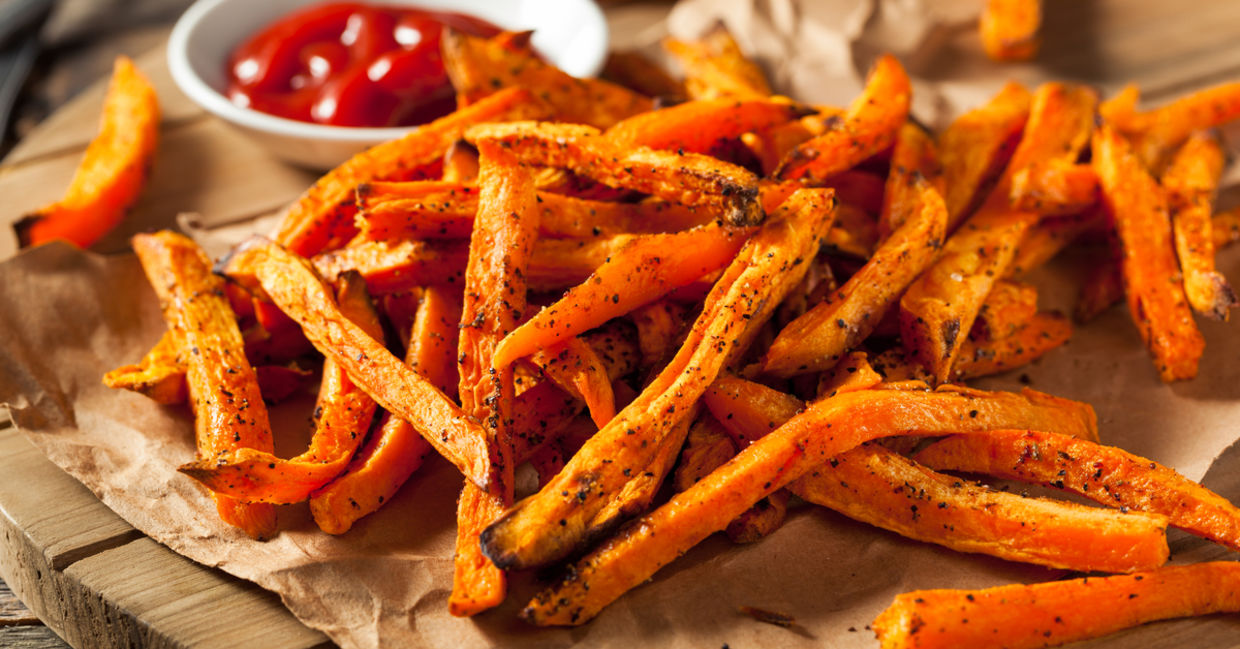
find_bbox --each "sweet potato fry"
[793,443,1167,573]
[451,140,541,616]
[938,82,1031,228]
[479,189,837,571]
[311,239,468,295]
[775,55,910,182]
[492,221,754,369]
[710,376,1155,569]
[407,285,462,398]
[872,563,1240,649]
[704,375,804,450]
[1127,81,1240,169]
[522,384,1096,625]
[672,415,736,492]
[1009,161,1099,217]
[918,429,1240,551]
[441,140,480,184]
[953,311,1071,380]
[979,0,1041,62]
[271,87,550,257]
[580,408,697,547]
[355,181,713,242]
[764,176,946,377]
[816,351,885,398]
[870,347,933,383]
[1007,211,1102,277]
[354,181,479,240]
[1212,206,1240,249]
[525,235,633,292]
[309,286,459,534]
[515,383,588,456]
[726,488,791,544]
[132,231,275,539]
[600,50,686,100]
[604,99,809,154]
[179,272,383,504]
[881,123,945,237]
[825,202,881,258]
[1162,131,1236,320]
[629,301,691,367]
[466,121,764,226]
[1074,255,1124,323]
[103,330,186,405]
[663,23,772,100]
[971,279,1038,340]
[901,83,1095,384]
[16,57,158,249]
[529,337,617,428]
[1093,125,1204,381]
[1099,83,1140,128]
[442,30,651,130]
[823,170,887,216]
[225,237,495,489]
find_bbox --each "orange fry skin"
[600,50,686,100]
[312,240,469,294]
[971,279,1037,340]
[225,238,495,490]
[103,330,186,405]
[979,0,1042,62]
[132,231,276,540]
[707,374,1158,571]
[775,55,910,182]
[356,181,713,242]
[1092,125,1204,381]
[16,56,159,249]
[1009,161,1099,217]
[764,176,946,377]
[522,385,1097,625]
[529,337,617,428]
[872,563,1240,649]
[917,429,1240,553]
[1128,81,1240,169]
[901,83,1096,384]
[465,121,764,226]
[1162,131,1236,320]
[492,222,754,369]
[604,99,810,154]
[271,87,550,257]
[792,443,1168,574]
[179,273,384,504]
[480,189,837,572]
[663,24,773,100]
[442,30,651,130]
[938,82,1032,228]
[880,123,945,237]
[1074,255,1124,323]
[953,311,1071,381]
[451,141,542,617]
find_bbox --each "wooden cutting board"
[1,2,1239,647]
[0,43,330,648]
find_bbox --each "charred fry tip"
[478,518,522,570]
[12,213,42,249]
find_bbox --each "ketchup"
[227,2,500,127]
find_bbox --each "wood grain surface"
[0,1,1239,648]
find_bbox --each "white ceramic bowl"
[167,0,609,170]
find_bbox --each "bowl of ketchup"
[168,0,608,169]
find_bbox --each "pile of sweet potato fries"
[94,24,1240,649]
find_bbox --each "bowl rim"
[166,0,608,143]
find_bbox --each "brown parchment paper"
[3,1,1240,647]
